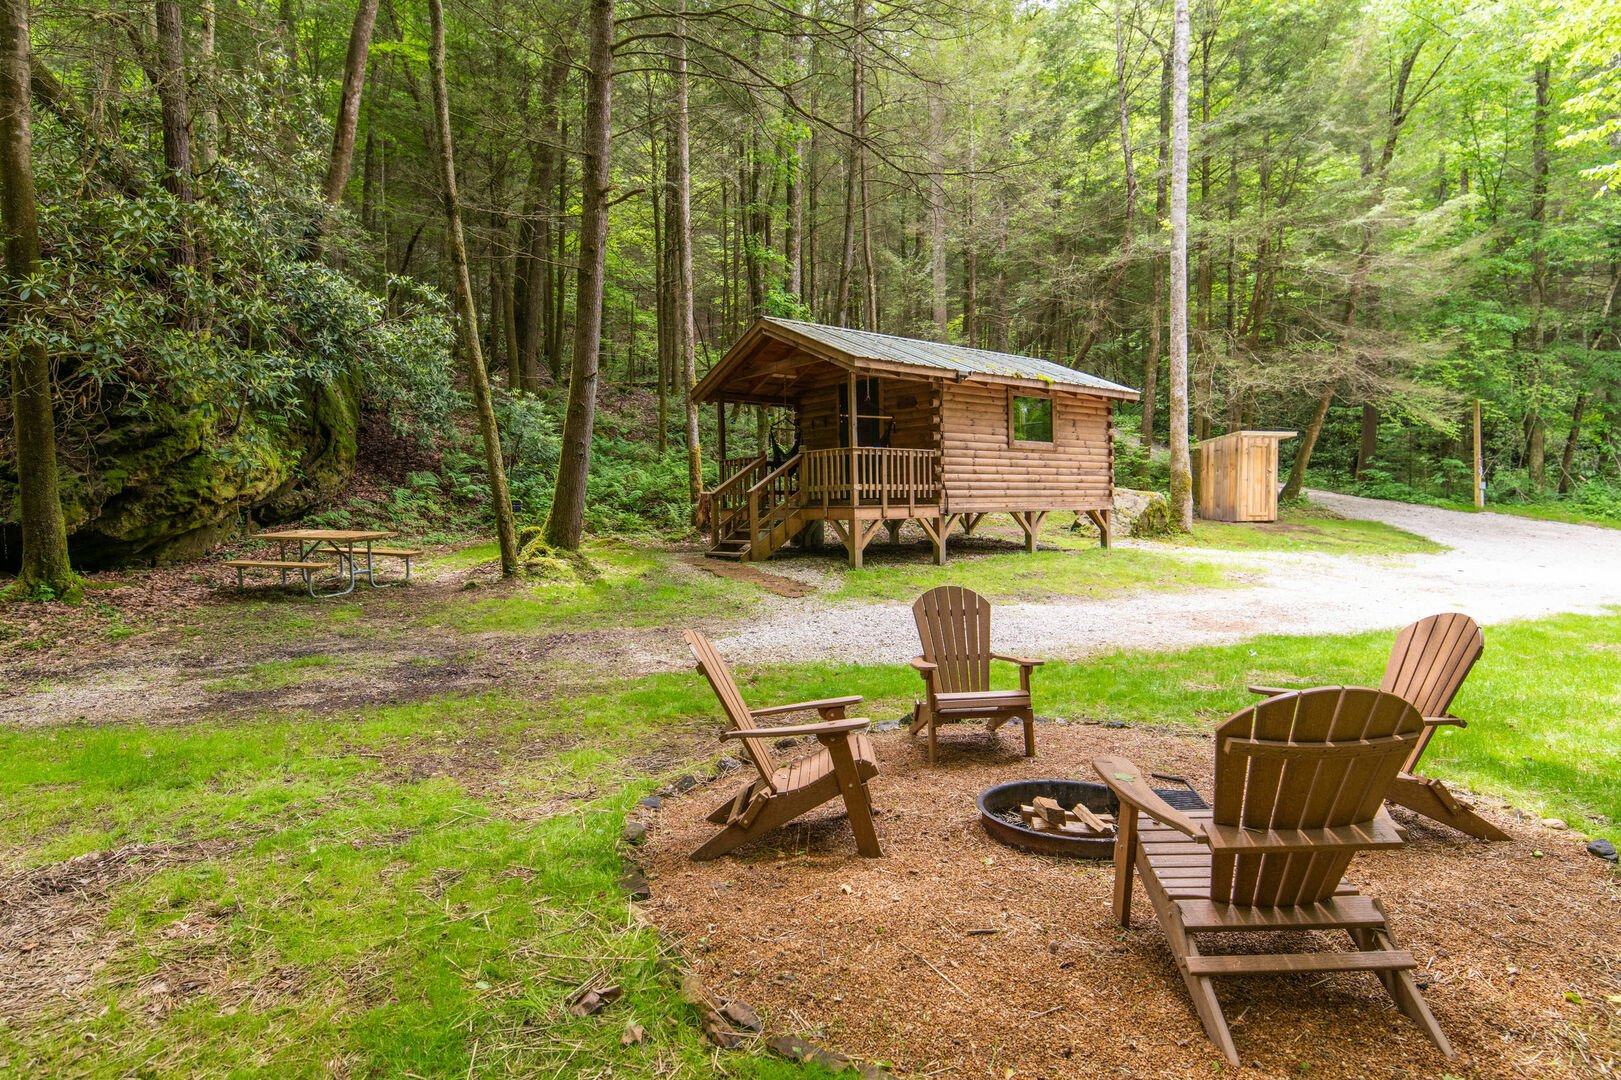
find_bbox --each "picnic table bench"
[225,529,423,598]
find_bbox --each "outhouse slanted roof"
[693,317,1140,404]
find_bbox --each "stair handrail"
[746,452,802,543]
[706,454,769,546]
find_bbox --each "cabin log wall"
[939,382,1114,513]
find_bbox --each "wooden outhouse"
[694,317,1138,566]
[1193,430,1297,522]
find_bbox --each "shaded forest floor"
[1,501,1618,1076]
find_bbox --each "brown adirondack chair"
[683,630,882,861]
[1096,686,1453,1066]
[1251,612,1507,840]
[909,585,1042,763]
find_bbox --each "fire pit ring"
[977,777,1208,858]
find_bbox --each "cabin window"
[1010,394,1054,445]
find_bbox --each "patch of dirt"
[0,841,241,1025]
[0,546,701,728]
[643,724,1621,1079]
[681,555,818,597]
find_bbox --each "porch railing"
[800,447,941,513]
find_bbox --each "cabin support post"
[1011,510,1047,553]
[830,518,882,568]
[1086,508,1112,549]
[959,513,983,537]
[886,519,903,546]
[917,515,947,565]
[715,402,727,466]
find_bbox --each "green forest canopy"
[3,0,1619,566]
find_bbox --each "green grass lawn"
[421,540,764,634]
[1171,502,1446,556]
[0,690,832,1077]
[5,533,1616,1075]
[830,545,1233,603]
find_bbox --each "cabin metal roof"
[693,317,1139,404]
[760,318,1137,395]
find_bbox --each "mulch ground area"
[680,555,818,597]
[643,723,1621,1078]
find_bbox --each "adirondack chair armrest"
[1093,756,1207,841]
[1247,684,1298,697]
[909,657,939,694]
[1203,807,1406,854]
[750,695,863,719]
[1423,714,1466,728]
[991,653,1044,668]
[722,718,870,741]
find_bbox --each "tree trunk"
[928,85,947,339]
[322,0,380,206]
[1191,24,1213,441]
[835,1,862,327]
[1143,45,1170,454]
[1356,403,1377,478]
[1,0,76,598]
[197,0,218,168]
[153,0,194,268]
[784,2,806,299]
[1075,0,1141,367]
[1282,39,1428,501]
[860,144,878,331]
[546,0,613,550]
[515,51,567,392]
[427,0,518,574]
[673,0,701,509]
[1167,0,1193,530]
[1526,59,1551,491]
[650,79,667,451]
[1557,393,1587,494]
[548,123,567,382]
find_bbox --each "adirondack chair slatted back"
[684,630,777,790]
[1212,687,1423,908]
[1380,613,1483,770]
[912,586,993,694]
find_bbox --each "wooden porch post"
[716,402,727,466]
[848,370,859,502]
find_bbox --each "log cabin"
[695,317,1139,567]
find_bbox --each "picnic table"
[223,529,422,598]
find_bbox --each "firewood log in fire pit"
[1018,797,1116,838]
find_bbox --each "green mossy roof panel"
[764,317,1137,396]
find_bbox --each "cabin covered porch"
[704,400,957,569]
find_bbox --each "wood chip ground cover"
[645,724,1621,1079]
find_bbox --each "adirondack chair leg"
[692,794,803,861]
[692,819,760,861]
[1356,922,1454,1057]
[823,735,882,858]
[1020,712,1036,757]
[1169,916,1240,1066]
[909,700,928,735]
[1181,968,1240,1067]
[1386,774,1510,840]
[706,781,758,825]
[1111,803,1138,924]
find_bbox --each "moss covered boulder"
[3,379,361,568]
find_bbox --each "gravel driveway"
[717,491,1621,663]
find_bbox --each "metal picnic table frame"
[252,529,400,598]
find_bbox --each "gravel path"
[717,491,1621,663]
